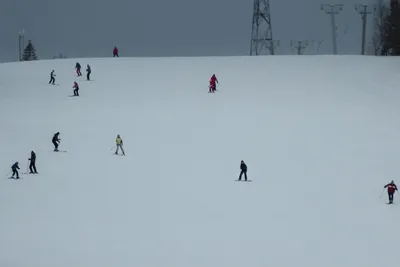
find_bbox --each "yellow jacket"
[116,137,123,145]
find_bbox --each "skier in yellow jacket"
[115,135,125,155]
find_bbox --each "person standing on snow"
[209,74,218,93]
[28,151,37,173]
[75,62,82,76]
[384,180,398,204]
[113,46,119,57]
[115,135,125,155]
[86,65,91,81]
[73,81,79,96]
[11,162,20,179]
[49,70,56,85]
[238,160,248,181]
[52,132,61,151]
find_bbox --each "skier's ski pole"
[26,160,29,173]
[380,188,385,198]
[109,145,116,151]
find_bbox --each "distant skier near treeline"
[384,180,398,204]
[73,81,79,96]
[209,74,218,93]
[76,62,82,76]
[113,46,119,57]
[86,65,91,81]
[49,70,56,85]
[28,151,37,173]
[52,132,61,151]
[11,162,20,179]
[238,160,248,181]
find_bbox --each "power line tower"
[290,40,309,55]
[354,4,374,55]
[250,0,275,55]
[321,4,343,54]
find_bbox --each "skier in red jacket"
[209,74,218,93]
[384,180,398,204]
[113,47,119,57]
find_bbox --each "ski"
[235,180,252,182]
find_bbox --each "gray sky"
[0,0,385,62]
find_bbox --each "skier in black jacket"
[28,151,37,173]
[75,62,82,76]
[86,64,91,81]
[52,132,60,151]
[11,162,20,179]
[238,160,248,181]
[49,70,55,85]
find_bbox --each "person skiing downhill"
[208,74,219,93]
[384,180,398,204]
[49,70,56,85]
[73,81,79,96]
[113,46,119,57]
[115,135,125,155]
[238,160,248,181]
[52,132,61,151]
[86,65,91,81]
[11,162,20,179]
[28,151,37,173]
[75,62,82,76]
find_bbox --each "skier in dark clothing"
[52,132,60,151]
[49,70,55,85]
[238,160,248,181]
[113,46,119,57]
[86,65,91,81]
[28,151,37,173]
[73,81,79,96]
[11,162,20,179]
[384,181,398,204]
[75,62,82,76]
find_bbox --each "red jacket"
[210,75,218,85]
[113,47,118,54]
[385,183,398,193]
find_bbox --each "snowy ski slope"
[0,55,399,267]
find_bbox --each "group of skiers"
[10,151,37,179]
[10,132,125,179]
[75,62,91,81]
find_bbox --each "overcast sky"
[0,0,387,62]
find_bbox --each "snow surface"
[0,55,399,267]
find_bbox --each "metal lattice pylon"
[250,0,275,55]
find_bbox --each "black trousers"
[113,53,119,57]
[74,88,79,96]
[52,140,58,150]
[239,170,247,181]
[49,77,55,84]
[77,69,81,76]
[389,192,394,203]
[87,72,91,80]
[29,161,37,173]
[12,169,19,178]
